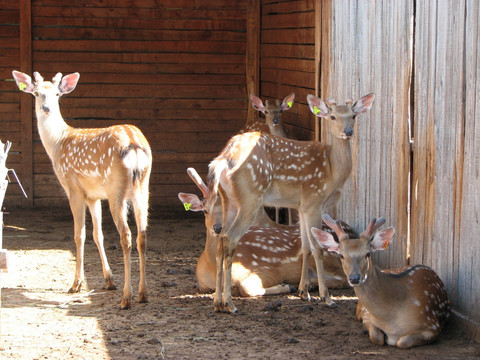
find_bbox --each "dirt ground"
[0,207,479,360]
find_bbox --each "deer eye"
[34,92,39,96]
[338,253,344,259]
[264,110,269,114]
[330,115,336,120]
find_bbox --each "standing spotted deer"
[178,167,353,297]
[312,215,451,349]
[207,93,375,312]
[12,71,152,309]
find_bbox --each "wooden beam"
[246,0,260,124]
[319,0,332,142]
[19,0,33,206]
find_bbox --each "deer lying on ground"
[178,167,353,296]
[12,71,152,309]
[206,93,375,312]
[242,93,295,139]
[312,215,451,349]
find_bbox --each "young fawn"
[178,167,352,296]
[312,214,451,349]
[242,93,295,138]
[13,71,152,309]
[207,93,374,313]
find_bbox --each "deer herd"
[12,70,450,349]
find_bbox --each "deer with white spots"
[312,215,451,349]
[207,93,375,313]
[12,70,152,310]
[178,167,353,297]
[244,93,296,224]
[241,93,296,139]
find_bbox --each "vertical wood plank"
[19,0,33,206]
[457,0,480,328]
[246,0,260,124]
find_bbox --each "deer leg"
[214,234,225,312]
[306,213,335,307]
[68,195,87,293]
[131,181,149,303]
[86,199,116,290]
[396,332,437,349]
[109,197,132,310]
[221,201,262,313]
[298,212,312,300]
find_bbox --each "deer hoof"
[68,280,84,293]
[298,289,311,301]
[138,292,148,303]
[120,297,132,310]
[105,278,117,290]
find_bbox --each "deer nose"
[349,274,361,285]
[41,104,50,113]
[273,116,279,125]
[213,224,222,234]
[344,128,353,137]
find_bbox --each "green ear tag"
[287,101,293,108]
[313,106,321,115]
[19,82,27,91]
[184,203,192,211]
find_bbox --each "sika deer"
[207,93,375,312]
[12,71,152,309]
[241,93,295,138]
[312,215,451,349]
[178,167,353,296]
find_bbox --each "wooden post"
[246,0,260,124]
[19,0,33,206]
[318,0,332,143]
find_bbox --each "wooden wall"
[412,0,480,334]
[259,0,316,140]
[321,0,479,338]
[1,0,248,211]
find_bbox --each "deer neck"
[35,105,70,160]
[329,135,352,183]
[268,125,287,138]
[353,261,398,317]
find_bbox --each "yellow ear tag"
[19,82,27,91]
[313,106,321,115]
[287,101,293,108]
[184,203,192,211]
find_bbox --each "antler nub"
[360,217,387,239]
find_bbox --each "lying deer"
[207,93,375,312]
[178,168,352,296]
[12,71,152,309]
[241,93,295,138]
[312,215,451,349]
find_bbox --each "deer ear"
[371,227,395,251]
[12,71,34,93]
[307,94,329,117]
[178,192,204,212]
[311,227,340,253]
[352,92,375,114]
[250,94,266,112]
[59,73,80,95]
[281,93,295,111]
